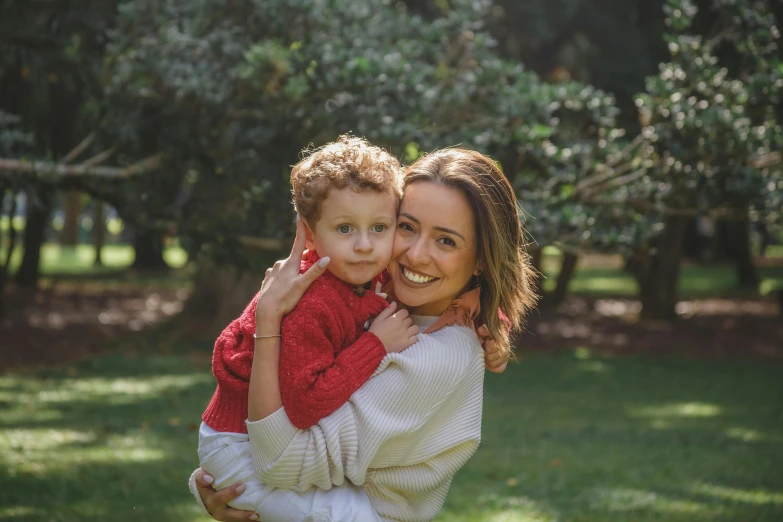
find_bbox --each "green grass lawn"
[1,346,781,521]
[0,243,188,275]
[539,254,783,298]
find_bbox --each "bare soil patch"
[2,281,781,373]
[518,295,782,359]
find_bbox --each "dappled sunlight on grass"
[0,353,217,522]
[570,275,638,295]
[629,402,723,419]
[1,428,96,454]
[36,374,213,404]
[439,350,783,522]
[575,360,610,373]
[724,426,777,443]
[1,347,781,521]
[584,487,708,514]
[439,492,557,522]
[691,483,783,505]
[0,505,47,518]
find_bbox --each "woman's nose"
[405,237,429,265]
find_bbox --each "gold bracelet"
[253,333,282,339]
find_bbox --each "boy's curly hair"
[291,135,403,225]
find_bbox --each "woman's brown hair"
[404,149,538,359]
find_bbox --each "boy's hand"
[369,301,419,353]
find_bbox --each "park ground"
[0,244,782,521]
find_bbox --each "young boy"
[193,136,416,520]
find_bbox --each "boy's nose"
[354,233,373,252]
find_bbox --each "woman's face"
[388,181,479,316]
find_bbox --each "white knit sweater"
[245,316,485,522]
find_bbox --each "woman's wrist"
[255,306,283,331]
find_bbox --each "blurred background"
[0,0,781,520]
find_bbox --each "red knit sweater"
[202,252,390,433]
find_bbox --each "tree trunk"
[179,260,264,339]
[60,190,82,247]
[629,215,688,320]
[549,252,579,306]
[15,187,52,287]
[131,227,168,272]
[0,188,19,319]
[726,218,758,288]
[93,202,105,266]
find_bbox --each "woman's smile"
[400,265,439,285]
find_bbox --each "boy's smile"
[305,187,398,286]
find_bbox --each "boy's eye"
[372,224,387,233]
[337,225,352,234]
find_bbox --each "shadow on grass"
[1,347,782,521]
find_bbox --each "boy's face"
[305,187,398,285]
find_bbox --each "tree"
[0,111,33,317]
[625,0,782,318]
[98,0,631,331]
[0,0,119,286]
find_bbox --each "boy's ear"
[303,220,316,251]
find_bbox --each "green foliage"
[3,0,781,298]
[634,0,782,220]
[99,0,637,266]
[525,0,783,259]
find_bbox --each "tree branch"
[236,236,292,252]
[0,154,163,178]
[60,133,96,164]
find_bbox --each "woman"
[193,148,537,521]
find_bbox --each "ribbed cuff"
[343,332,387,376]
[202,384,249,434]
[246,407,298,467]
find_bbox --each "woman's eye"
[373,224,387,233]
[398,222,414,232]
[439,237,456,247]
[337,225,352,234]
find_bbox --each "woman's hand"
[193,469,260,521]
[254,216,330,328]
[478,325,509,374]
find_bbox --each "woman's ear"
[473,261,483,277]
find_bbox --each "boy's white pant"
[197,423,381,522]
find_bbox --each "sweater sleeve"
[279,296,387,429]
[363,439,479,521]
[246,326,484,494]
